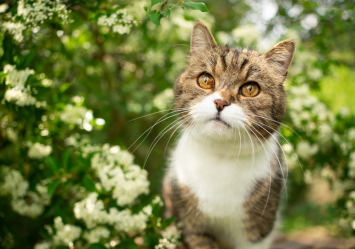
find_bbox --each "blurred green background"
[1,0,355,248]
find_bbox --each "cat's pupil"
[204,77,208,83]
[247,85,253,92]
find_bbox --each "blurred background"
[1,0,355,248]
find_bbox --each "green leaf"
[151,0,164,7]
[143,4,148,12]
[161,216,176,229]
[184,1,209,12]
[39,229,52,240]
[162,9,170,17]
[62,149,72,172]
[90,243,107,249]
[83,176,97,192]
[0,72,7,83]
[45,156,61,174]
[48,180,61,197]
[59,83,70,92]
[150,10,162,25]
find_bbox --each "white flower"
[27,142,52,159]
[155,227,181,249]
[0,168,28,198]
[4,88,37,106]
[60,105,94,130]
[52,217,82,246]
[34,241,51,249]
[83,226,110,243]
[5,127,18,143]
[3,65,37,106]
[74,193,107,229]
[318,123,333,145]
[1,22,26,42]
[296,141,318,160]
[42,79,53,87]
[97,10,132,34]
[0,168,50,217]
[17,0,71,25]
[90,146,149,206]
[1,0,71,42]
[4,64,34,88]
[0,3,9,13]
[108,208,148,233]
[11,192,45,218]
[74,193,149,234]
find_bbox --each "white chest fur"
[170,131,278,248]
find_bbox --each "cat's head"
[174,22,295,142]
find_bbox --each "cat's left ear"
[190,21,217,57]
[262,40,296,76]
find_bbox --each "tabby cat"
[162,21,295,249]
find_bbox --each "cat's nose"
[214,100,229,112]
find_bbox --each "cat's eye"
[197,73,215,89]
[240,82,260,97]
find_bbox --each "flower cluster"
[155,226,181,249]
[288,84,334,136]
[66,135,150,206]
[52,217,82,247]
[27,142,52,159]
[0,167,50,218]
[74,193,150,234]
[33,135,154,247]
[17,0,71,26]
[98,10,134,34]
[3,64,36,106]
[60,105,92,125]
[1,0,71,42]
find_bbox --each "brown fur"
[174,22,294,139]
[163,21,295,249]
[164,173,219,249]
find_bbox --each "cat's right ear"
[262,40,296,76]
[190,22,217,57]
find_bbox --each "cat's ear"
[190,21,217,57]
[262,40,295,75]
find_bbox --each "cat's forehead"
[188,46,264,77]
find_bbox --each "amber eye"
[197,73,215,89]
[240,82,260,97]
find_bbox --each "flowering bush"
[0,0,211,248]
[1,0,355,248]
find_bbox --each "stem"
[169,0,184,10]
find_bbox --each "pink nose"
[214,100,229,112]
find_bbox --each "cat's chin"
[190,119,237,141]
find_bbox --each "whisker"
[243,111,302,140]
[127,110,190,153]
[163,115,193,156]
[244,124,272,218]
[246,118,306,187]
[144,114,194,168]
[247,121,288,202]
[126,108,191,123]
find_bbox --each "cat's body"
[163,22,295,249]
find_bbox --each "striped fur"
[163,22,295,249]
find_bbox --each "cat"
[162,21,295,249]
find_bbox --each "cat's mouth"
[210,116,231,127]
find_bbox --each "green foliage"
[1,0,355,248]
[184,1,209,12]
